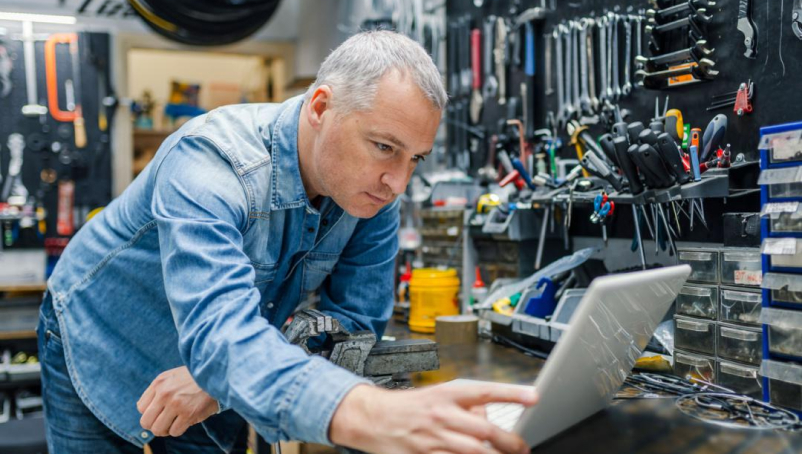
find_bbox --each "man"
[38,30,537,454]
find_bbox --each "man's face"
[311,72,441,218]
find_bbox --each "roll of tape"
[435,315,479,345]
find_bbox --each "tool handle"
[614,136,644,195]
[665,109,684,142]
[638,128,658,146]
[524,22,535,77]
[657,133,691,184]
[701,114,727,162]
[584,150,623,191]
[471,29,481,89]
[45,33,78,122]
[483,17,496,76]
[598,134,620,168]
[637,144,675,188]
[628,144,662,189]
[74,114,87,149]
[689,145,702,181]
[612,122,628,141]
[626,122,645,145]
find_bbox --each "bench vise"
[283,309,440,388]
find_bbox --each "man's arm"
[149,136,370,443]
[316,199,400,338]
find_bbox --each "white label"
[734,270,763,286]
[762,202,800,216]
[447,226,459,236]
[763,238,799,256]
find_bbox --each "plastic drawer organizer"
[761,360,802,412]
[674,316,716,356]
[761,308,802,359]
[718,360,763,399]
[759,121,802,411]
[763,273,802,306]
[716,323,763,366]
[677,248,720,284]
[763,238,802,271]
[676,284,718,320]
[674,350,716,383]
[720,249,763,287]
[719,287,762,326]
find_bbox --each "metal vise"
[283,309,440,388]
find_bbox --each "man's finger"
[150,407,178,437]
[439,408,527,454]
[139,400,165,431]
[434,430,502,454]
[137,384,156,414]
[470,405,488,419]
[168,417,190,438]
[447,384,538,408]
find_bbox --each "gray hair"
[304,30,447,114]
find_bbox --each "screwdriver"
[665,109,684,142]
[613,136,644,195]
[689,129,702,181]
[656,132,691,184]
[637,143,675,188]
[627,121,645,145]
[599,133,621,167]
[701,114,727,162]
[581,150,624,192]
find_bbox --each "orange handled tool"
[45,33,86,148]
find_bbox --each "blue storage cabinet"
[759,121,802,412]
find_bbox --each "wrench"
[571,21,581,115]
[586,18,599,111]
[635,13,644,69]
[598,16,607,102]
[578,19,592,115]
[545,32,554,95]
[622,17,633,96]
[482,17,498,101]
[562,24,576,120]
[494,17,508,104]
[606,14,615,100]
[611,13,621,100]
[554,28,566,123]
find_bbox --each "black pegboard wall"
[445,0,799,244]
[0,31,113,244]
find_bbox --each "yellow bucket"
[409,268,460,333]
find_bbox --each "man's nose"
[380,166,410,196]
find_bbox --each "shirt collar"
[269,95,311,211]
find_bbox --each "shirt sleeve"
[316,198,400,338]
[151,135,370,444]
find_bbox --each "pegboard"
[445,0,800,244]
[0,31,114,247]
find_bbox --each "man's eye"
[375,142,393,152]
[413,155,426,163]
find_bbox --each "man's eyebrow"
[371,132,407,150]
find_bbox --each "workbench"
[317,320,802,454]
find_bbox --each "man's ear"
[307,85,334,130]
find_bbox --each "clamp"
[793,0,802,40]
[283,309,440,388]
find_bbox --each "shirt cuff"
[279,356,372,445]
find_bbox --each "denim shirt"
[45,95,398,450]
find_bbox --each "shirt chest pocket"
[302,253,339,293]
[252,262,278,287]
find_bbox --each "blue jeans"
[38,293,248,453]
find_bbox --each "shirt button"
[141,431,149,438]
[267,302,274,309]
[307,227,315,233]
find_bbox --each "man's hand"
[137,366,219,437]
[330,383,538,454]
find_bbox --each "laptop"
[450,265,690,448]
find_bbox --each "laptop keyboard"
[486,402,524,431]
